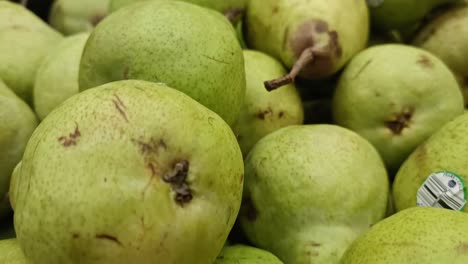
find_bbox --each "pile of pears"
[1,0,468,263]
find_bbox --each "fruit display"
[1,0,468,263]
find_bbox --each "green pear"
[0,239,28,263]
[234,50,303,156]
[0,80,38,219]
[0,1,63,104]
[245,0,369,90]
[340,207,468,264]
[393,112,468,213]
[368,0,460,33]
[12,80,244,263]
[332,44,464,171]
[79,0,245,127]
[49,0,110,35]
[109,0,246,18]
[413,5,468,105]
[215,244,284,264]
[34,33,90,120]
[240,125,389,264]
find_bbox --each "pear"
[340,207,468,264]
[12,80,244,263]
[245,0,369,90]
[332,44,464,172]
[393,112,468,213]
[368,0,460,33]
[240,125,389,264]
[0,239,28,263]
[49,0,110,35]
[34,32,90,120]
[0,1,63,104]
[215,244,284,264]
[412,5,468,105]
[234,50,303,156]
[0,80,38,219]
[79,0,245,127]
[109,0,246,19]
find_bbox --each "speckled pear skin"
[0,2,63,104]
[234,50,303,156]
[240,125,389,264]
[109,0,246,14]
[49,0,110,35]
[215,244,284,264]
[340,207,468,264]
[393,112,468,213]
[34,33,90,120]
[12,80,244,264]
[79,0,245,127]
[369,0,460,32]
[0,239,28,264]
[244,0,369,79]
[413,5,468,105]
[332,44,464,172]
[0,80,38,219]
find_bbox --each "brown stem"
[264,47,316,91]
[225,7,245,24]
[20,0,28,7]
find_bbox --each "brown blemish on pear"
[58,123,81,147]
[417,55,434,68]
[163,160,192,206]
[264,20,343,91]
[384,108,414,135]
[95,234,123,247]
[112,94,128,122]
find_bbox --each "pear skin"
[13,80,244,264]
[413,4,468,105]
[79,1,245,126]
[0,1,63,104]
[0,239,28,264]
[393,112,468,213]
[341,207,468,264]
[34,33,90,120]
[0,80,38,219]
[245,0,369,90]
[332,44,464,171]
[240,125,389,264]
[49,0,110,35]
[234,50,303,156]
[215,244,284,264]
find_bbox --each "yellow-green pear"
[34,33,90,120]
[393,112,468,213]
[234,50,303,156]
[413,4,468,105]
[240,125,389,264]
[79,0,245,126]
[333,44,464,171]
[340,207,468,264]
[245,0,369,90]
[215,244,284,264]
[0,80,38,218]
[12,80,244,263]
[0,239,28,263]
[49,0,110,35]
[0,1,63,104]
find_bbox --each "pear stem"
[225,8,245,24]
[264,47,316,91]
[20,0,28,7]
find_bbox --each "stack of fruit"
[1,0,468,263]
